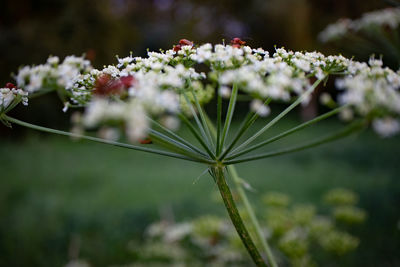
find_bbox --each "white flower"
[117,56,134,68]
[47,56,59,65]
[318,19,351,43]
[102,65,120,77]
[372,117,400,137]
[15,55,92,102]
[0,89,16,110]
[320,92,333,105]
[339,108,354,121]
[219,86,232,98]
[354,8,400,30]
[161,115,180,130]
[0,88,28,112]
[98,127,120,141]
[164,223,192,243]
[157,90,180,113]
[315,68,326,80]
[250,99,270,117]
[319,8,400,42]
[293,58,311,72]
[126,103,149,142]
[191,43,213,63]
[368,58,383,67]
[82,98,110,127]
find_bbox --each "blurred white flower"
[372,117,400,137]
[250,99,270,117]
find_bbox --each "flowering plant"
[1,38,399,266]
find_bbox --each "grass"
[0,115,399,266]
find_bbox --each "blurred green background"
[1,0,399,266]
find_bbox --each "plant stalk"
[205,113,277,266]
[227,165,278,267]
[212,166,268,267]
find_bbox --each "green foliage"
[278,228,309,259]
[333,206,367,224]
[262,192,290,208]
[192,215,224,238]
[318,230,360,256]
[324,188,359,206]
[122,188,365,266]
[263,189,365,266]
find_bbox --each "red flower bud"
[139,138,153,144]
[120,75,135,88]
[173,44,182,52]
[173,39,194,52]
[179,39,194,46]
[93,74,135,96]
[5,83,16,89]
[231,37,246,48]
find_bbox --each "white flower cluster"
[0,87,28,113]
[15,55,92,94]
[319,8,400,43]
[82,98,150,141]
[79,44,368,141]
[334,58,400,137]
[214,47,350,108]
[9,40,400,140]
[69,48,208,142]
[191,43,261,67]
[355,7,400,30]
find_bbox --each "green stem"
[212,166,268,267]
[4,115,214,164]
[225,120,366,165]
[205,113,277,267]
[227,165,278,267]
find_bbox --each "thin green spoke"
[148,129,211,161]
[230,79,322,156]
[190,89,215,148]
[224,120,366,165]
[219,97,272,160]
[216,90,222,155]
[148,117,208,158]
[4,115,214,164]
[226,105,347,160]
[220,83,239,154]
[182,92,213,149]
[178,113,216,159]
